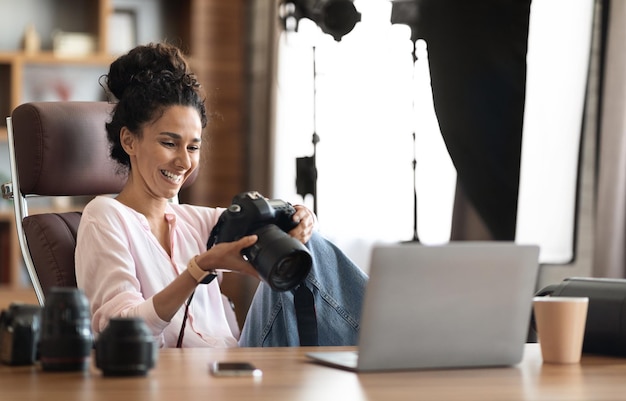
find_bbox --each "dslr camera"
[0,303,42,365]
[209,191,312,291]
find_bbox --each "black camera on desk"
[209,191,312,292]
[0,303,42,366]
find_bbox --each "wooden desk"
[1,343,626,400]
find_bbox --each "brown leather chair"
[2,102,125,304]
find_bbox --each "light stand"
[296,47,320,215]
[391,0,420,243]
[408,42,419,243]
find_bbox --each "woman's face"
[121,105,202,201]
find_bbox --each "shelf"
[0,51,114,132]
[0,51,115,66]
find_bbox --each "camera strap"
[293,284,318,346]
[176,291,195,348]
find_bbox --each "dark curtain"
[397,0,532,240]
[594,0,626,277]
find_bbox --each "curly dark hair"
[101,43,208,171]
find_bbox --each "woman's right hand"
[196,235,260,279]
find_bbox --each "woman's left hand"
[289,205,316,244]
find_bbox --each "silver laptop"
[307,242,539,372]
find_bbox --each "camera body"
[210,191,312,291]
[217,191,299,240]
[0,303,42,366]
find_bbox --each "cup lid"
[533,296,589,302]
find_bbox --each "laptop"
[307,242,539,372]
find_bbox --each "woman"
[75,43,367,348]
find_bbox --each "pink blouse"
[75,196,237,348]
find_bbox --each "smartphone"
[210,361,263,377]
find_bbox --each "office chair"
[2,102,125,304]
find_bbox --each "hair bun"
[130,69,200,90]
[104,43,192,101]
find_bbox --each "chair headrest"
[11,101,197,197]
[12,102,125,197]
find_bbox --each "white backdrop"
[272,0,594,271]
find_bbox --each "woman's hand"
[288,205,316,244]
[196,235,260,279]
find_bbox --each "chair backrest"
[6,102,125,304]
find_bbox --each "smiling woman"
[74,42,368,349]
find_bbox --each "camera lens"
[39,287,93,372]
[245,224,312,291]
[96,317,156,377]
[272,252,313,290]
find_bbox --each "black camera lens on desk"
[39,287,93,372]
[95,317,157,377]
